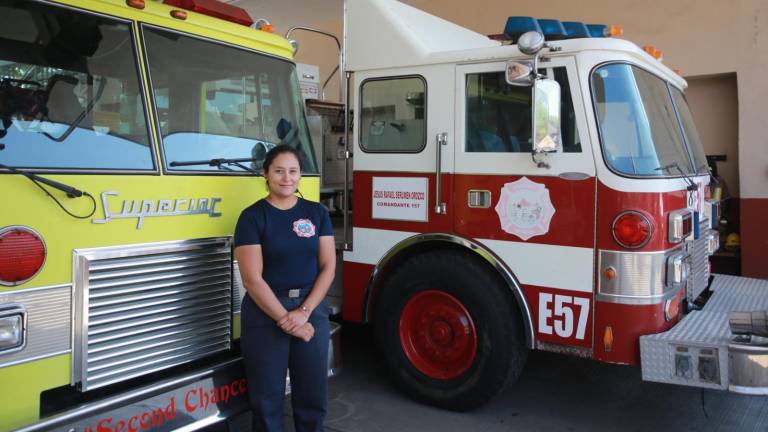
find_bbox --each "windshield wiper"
[0,162,85,197]
[655,162,697,191]
[169,157,258,174]
[0,162,96,219]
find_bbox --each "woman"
[234,145,335,432]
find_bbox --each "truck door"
[351,67,455,242]
[453,58,598,351]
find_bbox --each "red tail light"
[162,0,254,27]
[0,227,46,286]
[612,211,653,249]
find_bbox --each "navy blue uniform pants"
[241,295,330,432]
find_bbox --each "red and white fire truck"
[322,0,768,410]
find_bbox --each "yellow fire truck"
[0,0,338,430]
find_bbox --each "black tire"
[374,250,528,411]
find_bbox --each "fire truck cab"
[336,0,768,410]
[0,0,339,430]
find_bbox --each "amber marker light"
[126,0,145,9]
[608,25,623,37]
[171,9,188,20]
[603,266,617,281]
[603,326,614,352]
[665,294,681,321]
[643,46,664,60]
[254,19,275,33]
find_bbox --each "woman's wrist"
[299,304,311,315]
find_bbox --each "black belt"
[273,287,312,298]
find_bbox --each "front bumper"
[14,322,341,431]
[640,274,768,394]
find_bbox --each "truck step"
[640,274,768,393]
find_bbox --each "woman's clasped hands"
[277,308,314,342]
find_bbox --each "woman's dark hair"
[262,144,303,174]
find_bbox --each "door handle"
[434,132,448,214]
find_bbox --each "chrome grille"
[233,261,246,314]
[73,238,233,391]
[688,224,711,302]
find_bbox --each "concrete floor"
[283,324,768,432]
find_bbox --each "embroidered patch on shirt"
[292,219,316,238]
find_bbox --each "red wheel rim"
[399,290,477,379]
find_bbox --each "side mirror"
[505,61,534,86]
[532,78,561,154]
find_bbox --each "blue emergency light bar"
[503,16,541,42]
[587,24,609,38]
[537,19,568,40]
[499,16,615,42]
[563,21,591,38]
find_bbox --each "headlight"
[668,209,693,244]
[705,230,719,255]
[666,251,690,289]
[0,303,26,353]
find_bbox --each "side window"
[360,77,426,152]
[555,68,582,153]
[466,73,531,153]
[0,2,153,170]
[465,67,580,153]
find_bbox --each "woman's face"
[265,152,301,199]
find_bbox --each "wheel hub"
[399,290,478,379]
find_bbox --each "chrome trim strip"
[362,233,535,349]
[13,358,248,432]
[0,284,71,369]
[597,247,684,304]
[0,350,70,369]
[596,284,681,305]
[73,238,231,261]
[73,248,89,385]
[232,261,246,314]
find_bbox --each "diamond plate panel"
[641,274,768,389]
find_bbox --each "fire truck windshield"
[591,63,707,177]
[143,27,318,174]
[670,87,709,174]
[0,1,154,171]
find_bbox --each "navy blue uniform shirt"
[234,198,333,293]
